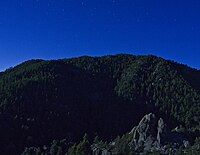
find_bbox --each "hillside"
[0,54,200,154]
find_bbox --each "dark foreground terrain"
[0,54,200,154]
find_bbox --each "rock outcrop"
[91,113,189,154]
[129,113,166,152]
[127,113,189,154]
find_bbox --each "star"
[19,2,23,7]
[136,18,140,23]
[191,26,195,31]
[45,11,49,16]
[81,1,86,7]
[112,0,116,4]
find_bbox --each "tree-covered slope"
[0,54,199,154]
[67,55,200,128]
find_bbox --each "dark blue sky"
[0,0,199,71]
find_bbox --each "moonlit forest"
[0,0,200,154]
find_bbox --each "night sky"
[0,0,199,71]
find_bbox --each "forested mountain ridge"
[66,54,200,128]
[0,54,199,154]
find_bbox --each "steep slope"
[0,54,199,154]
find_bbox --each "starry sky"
[0,0,200,71]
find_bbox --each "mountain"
[0,54,199,154]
